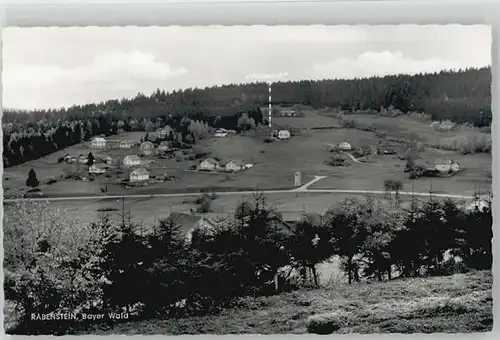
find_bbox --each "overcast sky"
[1,25,491,110]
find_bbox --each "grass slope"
[90,270,492,335]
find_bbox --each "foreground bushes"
[3,193,493,334]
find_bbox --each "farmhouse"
[129,168,150,182]
[78,155,88,164]
[140,141,155,149]
[91,137,106,148]
[225,159,245,172]
[123,155,142,167]
[337,142,352,151]
[157,141,171,151]
[167,212,226,243]
[157,126,172,139]
[119,140,135,148]
[198,158,219,171]
[277,130,291,140]
[88,164,107,174]
[214,129,228,138]
[434,160,460,173]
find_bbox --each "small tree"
[87,152,95,166]
[26,168,39,188]
[325,198,368,284]
[383,179,404,204]
[287,214,333,287]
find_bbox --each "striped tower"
[268,81,272,128]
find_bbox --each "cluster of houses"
[197,157,253,173]
[67,135,177,184]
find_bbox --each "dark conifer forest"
[2,67,491,168]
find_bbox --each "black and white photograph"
[1,24,493,335]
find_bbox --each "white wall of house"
[91,138,106,148]
[199,161,217,170]
[130,173,149,182]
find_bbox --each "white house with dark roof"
[225,159,245,172]
[198,158,220,171]
[91,137,106,148]
[119,140,135,149]
[88,164,107,174]
[157,126,173,139]
[337,141,352,151]
[140,141,155,149]
[129,168,149,182]
[434,160,460,173]
[123,155,142,167]
[157,141,171,151]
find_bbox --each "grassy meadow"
[3,108,492,227]
[88,270,492,335]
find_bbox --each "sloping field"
[89,270,492,335]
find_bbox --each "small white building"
[198,158,219,171]
[277,130,291,140]
[119,140,135,149]
[434,160,460,173]
[157,141,171,151]
[91,137,106,148]
[157,126,172,139]
[130,168,149,182]
[225,160,245,172]
[337,142,352,151]
[123,155,142,167]
[214,129,228,138]
[78,155,88,164]
[89,164,106,174]
[140,141,155,150]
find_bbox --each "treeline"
[4,193,492,335]
[2,107,264,168]
[2,67,490,168]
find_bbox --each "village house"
[214,129,228,138]
[88,164,107,175]
[337,141,352,151]
[157,141,171,151]
[277,130,291,140]
[225,159,245,172]
[129,167,149,182]
[156,126,172,139]
[78,155,88,164]
[119,140,135,149]
[434,160,460,173]
[140,141,155,150]
[91,136,106,148]
[123,155,142,167]
[166,212,226,243]
[198,158,219,171]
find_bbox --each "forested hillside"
[2,67,491,168]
